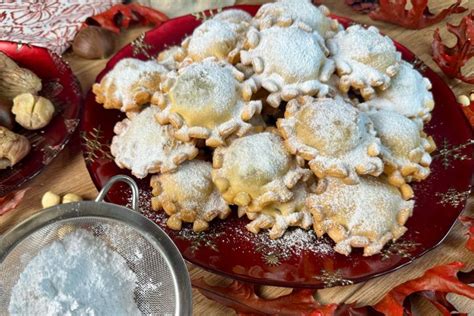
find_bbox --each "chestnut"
[0,98,14,130]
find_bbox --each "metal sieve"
[0,175,192,315]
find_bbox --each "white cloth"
[0,0,120,54]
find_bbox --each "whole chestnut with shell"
[0,53,42,101]
[0,98,14,130]
[73,26,118,59]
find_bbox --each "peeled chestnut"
[73,26,118,59]
[12,93,55,130]
[0,98,14,130]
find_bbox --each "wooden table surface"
[1,1,473,314]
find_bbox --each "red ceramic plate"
[81,6,474,288]
[0,42,82,196]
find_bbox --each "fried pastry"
[156,46,186,70]
[92,58,167,112]
[244,182,314,239]
[213,9,252,24]
[307,176,414,256]
[240,25,335,108]
[153,58,262,147]
[0,127,30,169]
[369,110,436,199]
[357,61,434,123]
[254,0,340,37]
[328,25,401,100]
[212,131,312,212]
[96,4,439,255]
[111,106,198,178]
[182,10,251,63]
[150,160,230,232]
[277,96,383,184]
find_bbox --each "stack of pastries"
[92,0,436,256]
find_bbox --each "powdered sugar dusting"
[328,25,401,98]
[187,19,239,61]
[221,132,291,183]
[334,26,397,68]
[280,96,384,183]
[154,160,229,219]
[361,61,434,121]
[213,9,252,24]
[124,184,336,260]
[111,106,197,178]
[177,219,334,260]
[100,58,167,110]
[253,228,334,258]
[308,176,414,255]
[295,97,362,156]
[8,229,141,315]
[170,60,239,121]
[256,0,338,37]
[245,26,327,84]
[369,110,421,157]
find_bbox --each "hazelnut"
[73,26,118,59]
[42,191,61,208]
[62,193,82,204]
[457,94,470,106]
[12,93,55,130]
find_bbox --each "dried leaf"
[459,216,474,252]
[369,0,467,29]
[194,263,474,315]
[374,262,474,316]
[192,278,387,316]
[432,12,474,84]
[85,4,168,33]
[323,304,381,316]
[0,188,28,216]
[192,278,334,316]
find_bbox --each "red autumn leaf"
[193,278,386,316]
[0,188,28,216]
[369,0,467,29]
[459,216,474,252]
[432,12,474,84]
[85,4,168,33]
[374,262,474,316]
[323,304,381,316]
[192,278,336,316]
[194,263,474,315]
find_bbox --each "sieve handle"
[95,175,140,212]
